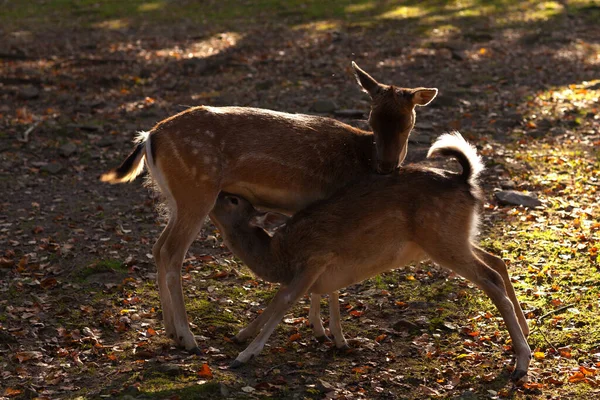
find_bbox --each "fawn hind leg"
[328,291,348,349]
[427,245,531,382]
[308,293,328,341]
[474,247,529,337]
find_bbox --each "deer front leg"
[231,267,325,367]
[308,293,328,342]
[328,291,349,349]
[233,289,287,343]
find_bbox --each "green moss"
[139,378,222,399]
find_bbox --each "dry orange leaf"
[4,388,22,397]
[375,334,387,342]
[522,382,544,389]
[568,371,587,383]
[395,301,407,307]
[351,366,369,374]
[288,333,301,342]
[198,363,213,379]
[533,351,545,360]
[580,366,597,376]
[147,327,157,336]
[349,310,364,317]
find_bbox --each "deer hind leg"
[328,291,348,349]
[474,246,529,337]
[308,293,328,342]
[154,188,220,353]
[231,265,326,367]
[428,246,531,382]
[153,220,177,341]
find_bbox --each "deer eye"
[229,197,239,205]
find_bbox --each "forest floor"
[1,1,599,399]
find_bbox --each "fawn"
[211,133,531,381]
[100,62,437,352]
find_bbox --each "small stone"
[415,121,434,130]
[156,363,182,376]
[220,383,230,397]
[316,379,336,393]
[500,180,516,190]
[59,142,77,157]
[334,109,364,118]
[255,80,274,91]
[42,163,63,174]
[429,93,459,108]
[495,190,542,208]
[311,100,338,114]
[97,137,116,147]
[18,85,40,100]
[587,82,600,90]
[182,57,208,74]
[392,319,420,331]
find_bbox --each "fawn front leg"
[231,267,325,367]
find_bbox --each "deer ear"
[249,212,289,231]
[352,61,382,98]
[412,88,438,106]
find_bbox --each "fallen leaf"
[198,363,213,379]
[288,333,301,342]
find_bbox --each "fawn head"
[352,62,437,174]
[213,193,289,233]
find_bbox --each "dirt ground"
[1,1,599,399]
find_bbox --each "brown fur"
[212,133,531,381]
[99,63,437,352]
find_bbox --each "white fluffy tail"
[427,131,483,185]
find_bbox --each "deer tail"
[427,131,483,186]
[99,131,150,184]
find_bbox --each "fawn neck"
[223,224,287,283]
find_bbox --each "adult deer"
[211,133,531,382]
[100,62,438,353]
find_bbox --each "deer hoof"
[232,335,245,344]
[229,359,245,369]
[188,346,202,355]
[510,368,527,383]
[336,343,350,350]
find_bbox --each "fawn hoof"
[511,368,527,383]
[188,346,202,355]
[229,359,245,369]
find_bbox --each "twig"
[18,120,41,143]
[534,324,559,354]
[263,363,286,376]
[537,303,575,321]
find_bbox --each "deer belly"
[310,242,424,294]
[222,182,323,214]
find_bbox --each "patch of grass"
[138,377,223,399]
[4,0,598,38]
[76,259,127,281]
[188,297,238,327]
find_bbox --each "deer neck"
[226,225,283,283]
[354,132,377,171]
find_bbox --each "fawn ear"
[352,61,382,98]
[412,88,438,106]
[249,212,289,231]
